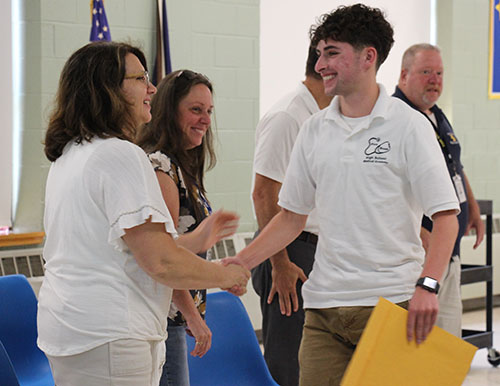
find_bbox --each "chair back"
[187,291,278,386]
[0,340,20,386]
[0,274,54,385]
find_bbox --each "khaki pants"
[47,339,165,386]
[299,301,409,386]
[436,255,462,337]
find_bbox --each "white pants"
[47,339,166,386]
[436,255,462,337]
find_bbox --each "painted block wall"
[14,0,259,234]
[438,0,500,210]
[15,0,157,232]
[166,0,259,232]
[437,0,500,298]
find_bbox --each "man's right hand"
[268,258,308,316]
[219,261,250,294]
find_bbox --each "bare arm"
[171,290,211,357]
[155,171,239,254]
[152,168,244,334]
[123,219,249,290]
[407,209,458,344]
[253,174,285,234]
[463,172,484,249]
[252,173,307,315]
[419,227,431,254]
[153,170,234,357]
[232,208,307,270]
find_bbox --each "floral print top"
[148,150,211,326]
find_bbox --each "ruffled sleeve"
[85,139,177,251]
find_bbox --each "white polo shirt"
[39,138,176,356]
[253,82,320,235]
[278,85,460,308]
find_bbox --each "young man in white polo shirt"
[227,4,460,385]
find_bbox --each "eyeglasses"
[124,71,150,87]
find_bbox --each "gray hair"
[401,43,441,70]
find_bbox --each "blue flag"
[90,0,111,42]
[489,0,500,98]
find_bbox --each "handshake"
[196,209,251,296]
[215,255,250,296]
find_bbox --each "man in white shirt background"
[251,45,332,386]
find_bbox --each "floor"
[462,307,500,385]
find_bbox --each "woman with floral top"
[137,69,239,386]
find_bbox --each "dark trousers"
[251,234,316,386]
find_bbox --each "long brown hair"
[136,70,216,220]
[44,41,148,161]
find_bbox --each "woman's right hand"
[218,261,250,294]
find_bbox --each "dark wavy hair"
[44,41,148,161]
[136,70,216,220]
[310,3,394,70]
[305,44,321,80]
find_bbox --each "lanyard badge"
[452,174,467,203]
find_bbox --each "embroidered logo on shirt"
[363,137,391,164]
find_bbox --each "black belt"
[296,231,318,246]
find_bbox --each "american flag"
[90,0,111,42]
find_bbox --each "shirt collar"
[297,82,321,115]
[393,85,442,117]
[325,83,390,127]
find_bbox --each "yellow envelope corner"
[341,297,477,386]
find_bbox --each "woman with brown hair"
[40,42,249,386]
[137,69,233,386]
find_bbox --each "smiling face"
[122,53,157,127]
[314,39,364,98]
[399,49,443,113]
[177,83,213,150]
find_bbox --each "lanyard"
[194,181,212,216]
[423,113,458,175]
[199,191,212,215]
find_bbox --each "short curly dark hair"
[310,3,394,70]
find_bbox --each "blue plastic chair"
[0,275,54,385]
[0,339,20,386]
[187,291,279,386]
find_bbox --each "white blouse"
[38,137,176,356]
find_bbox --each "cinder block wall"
[437,0,500,298]
[19,0,495,236]
[14,0,259,233]
[438,0,500,206]
[167,0,259,232]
